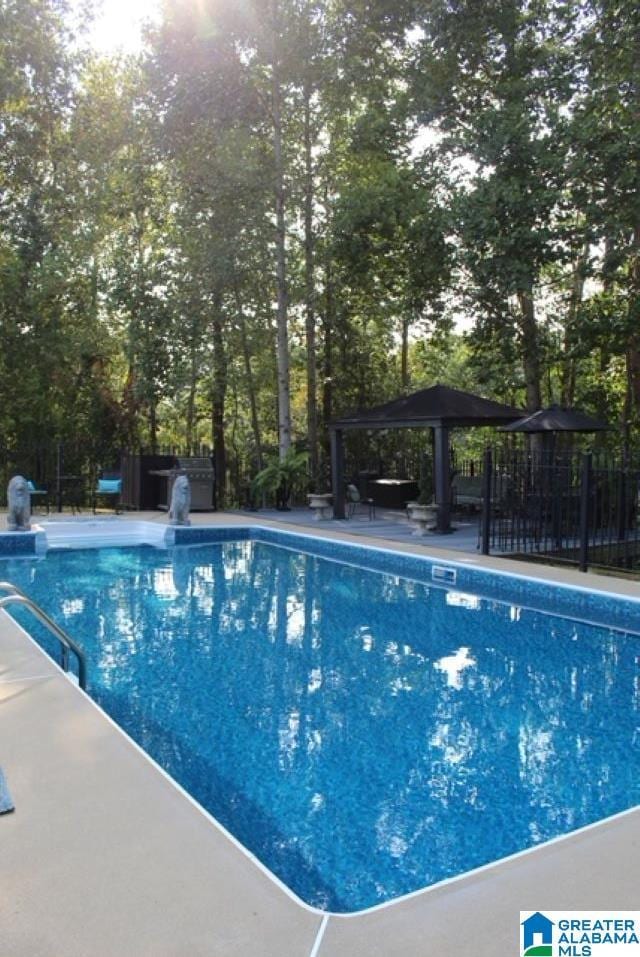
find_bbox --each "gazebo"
[329,383,523,531]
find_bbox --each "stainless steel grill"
[175,456,215,511]
[149,456,216,511]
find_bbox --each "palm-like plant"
[251,449,309,510]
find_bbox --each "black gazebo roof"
[330,383,523,431]
[499,404,610,434]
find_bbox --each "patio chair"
[346,484,376,520]
[93,472,122,514]
[27,480,50,514]
[451,474,483,512]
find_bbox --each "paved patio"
[228,505,484,552]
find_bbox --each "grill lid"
[175,457,214,474]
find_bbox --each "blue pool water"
[3,540,640,911]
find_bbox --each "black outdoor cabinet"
[367,478,419,509]
[120,452,175,510]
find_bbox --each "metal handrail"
[0,582,87,690]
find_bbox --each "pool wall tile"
[0,531,38,556]
[268,527,640,633]
[171,525,640,634]
[6,521,636,632]
[173,526,251,545]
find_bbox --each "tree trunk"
[400,315,410,393]
[211,292,227,506]
[131,207,145,445]
[90,256,99,324]
[234,280,263,472]
[625,223,640,415]
[517,287,542,411]
[148,401,158,453]
[322,254,335,434]
[122,367,138,449]
[303,80,318,486]
[627,341,640,408]
[185,346,198,453]
[596,235,615,419]
[270,3,292,461]
[561,243,589,407]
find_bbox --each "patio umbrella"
[499,404,610,435]
[499,404,610,456]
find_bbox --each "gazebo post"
[433,425,451,533]
[330,427,346,519]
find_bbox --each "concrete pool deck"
[1,511,640,956]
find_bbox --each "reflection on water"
[434,646,476,689]
[3,541,640,912]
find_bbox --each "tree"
[0,0,81,443]
[570,0,640,440]
[412,0,579,410]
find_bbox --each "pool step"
[38,520,170,550]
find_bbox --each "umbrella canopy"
[499,404,610,434]
[331,383,523,430]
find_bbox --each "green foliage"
[416,454,435,505]
[251,448,310,507]
[1,0,639,496]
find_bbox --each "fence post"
[56,442,63,513]
[578,452,592,572]
[617,457,628,542]
[481,446,492,555]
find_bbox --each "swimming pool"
[2,528,640,912]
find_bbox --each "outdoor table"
[55,475,84,513]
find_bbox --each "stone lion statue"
[7,475,31,531]
[169,473,191,526]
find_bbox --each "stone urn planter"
[307,493,333,521]
[406,502,439,536]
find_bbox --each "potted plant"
[407,456,438,536]
[251,448,309,510]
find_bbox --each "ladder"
[0,582,87,690]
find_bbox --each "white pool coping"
[2,512,640,955]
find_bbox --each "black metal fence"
[0,442,213,511]
[480,448,640,573]
[0,442,98,511]
[3,439,639,575]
